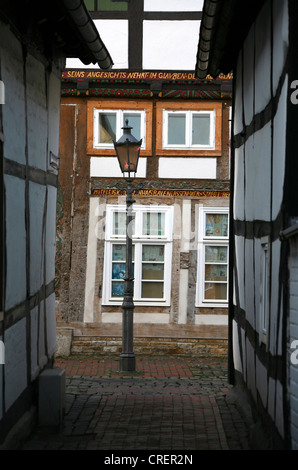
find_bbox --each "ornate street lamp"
[113,120,142,372]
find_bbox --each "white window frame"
[196,207,229,308]
[93,109,146,149]
[102,204,173,306]
[162,109,215,150]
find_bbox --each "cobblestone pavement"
[22,355,252,452]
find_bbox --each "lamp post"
[113,120,142,372]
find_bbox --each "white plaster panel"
[45,186,57,285]
[144,0,204,11]
[46,294,57,357]
[233,269,237,306]
[273,379,285,438]
[0,22,26,164]
[254,2,272,115]
[256,356,268,409]
[195,315,228,326]
[0,336,2,420]
[274,382,286,439]
[143,21,200,70]
[272,78,287,220]
[243,25,255,126]
[102,312,170,324]
[66,20,128,69]
[178,270,188,324]
[244,125,271,222]
[234,235,245,311]
[289,239,298,358]
[246,337,257,401]
[241,327,247,383]
[234,54,243,136]
[158,157,216,179]
[30,306,39,380]
[254,237,261,334]
[38,301,47,370]
[47,72,61,165]
[84,198,99,323]
[244,239,255,328]
[5,175,27,311]
[5,319,27,411]
[233,146,245,221]
[178,200,191,324]
[232,320,243,373]
[26,54,47,171]
[29,182,46,296]
[269,239,282,356]
[272,0,289,95]
[181,199,191,252]
[90,156,147,178]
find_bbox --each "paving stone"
[21,355,252,451]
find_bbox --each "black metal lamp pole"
[120,177,135,371]
[113,121,142,372]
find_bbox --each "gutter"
[195,0,222,79]
[280,223,298,240]
[62,0,113,70]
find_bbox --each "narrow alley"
[22,355,252,452]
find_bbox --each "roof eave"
[62,0,113,70]
[195,0,267,79]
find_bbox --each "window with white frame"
[163,110,215,149]
[93,109,146,149]
[102,205,173,305]
[196,208,229,307]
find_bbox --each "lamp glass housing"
[114,120,142,179]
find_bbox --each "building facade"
[0,0,112,448]
[56,0,232,356]
[196,0,298,450]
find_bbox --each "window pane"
[113,212,126,235]
[205,265,227,282]
[112,244,134,261]
[112,281,124,297]
[205,246,228,263]
[142,263,164,280]
[143,212,165,236]
[123,113,141,140]
[205,214,228,237]
[112,244,126,261]
[142,245,164,262]
[112,263,126,280]
[204,283,227,300]
[192,114,210,145]
[142,282,164,298]
[113,212,135,236]
[168,114,185,145]
[99,113,116,144]
[97,0,128,11]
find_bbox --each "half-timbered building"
[0,0,111,448]
[56,0,232,357]
[196,0,298,450]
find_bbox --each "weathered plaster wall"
[1,18,61,444]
